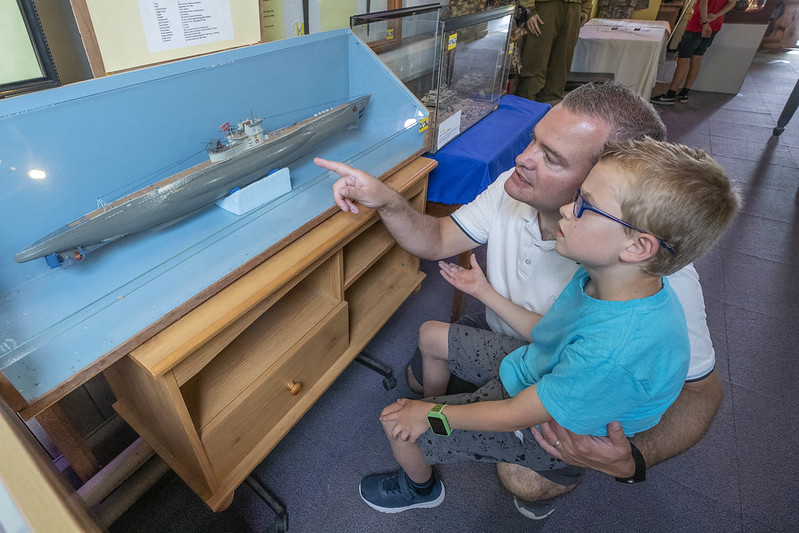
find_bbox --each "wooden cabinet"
[103,157,435,509]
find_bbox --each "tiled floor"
[110,50,799,532]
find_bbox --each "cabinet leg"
[355,353,397,390]
[36,403,101,483]
[245,475,288,533]
[216,491,235,511]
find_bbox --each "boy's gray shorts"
[417,323,583,487]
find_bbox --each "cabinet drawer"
[201,302,349,476]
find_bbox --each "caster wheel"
[383,376,397,390]
[773,127,784,136]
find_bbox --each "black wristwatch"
[615,442,646,484]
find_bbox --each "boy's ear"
[619,233,660,264]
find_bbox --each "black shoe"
[676,93,689,102]
[650,93,676,105]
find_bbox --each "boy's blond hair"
[601,138,742,277]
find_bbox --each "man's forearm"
[375,194,443,259]
[378,192,478,260]
[630,370,723,467]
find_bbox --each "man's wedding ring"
[554,440,561,448]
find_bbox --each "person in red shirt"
[651,0,737,104]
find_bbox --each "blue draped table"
[427,95,551,205]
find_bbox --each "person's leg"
[359,403,446,513]
[682,55,703,89]
[516,2,560,101]
[669,57,691,92]
[418,320,452,397]
[406,360,423,394]
[360,338,518,514]
[682,32,717,92]
[382,412,434,483]
[536,2,581,105]
[652,31,700,104]
[497,462,578,500]
[407,312,489,395]
[499,462,579,520]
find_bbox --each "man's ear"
[619,233,660,264]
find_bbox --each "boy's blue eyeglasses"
[573,189,678,256]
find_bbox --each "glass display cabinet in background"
[352,3,515,153]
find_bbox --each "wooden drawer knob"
[286,381,301,395]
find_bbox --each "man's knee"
[496,462,576,501]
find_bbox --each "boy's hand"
[438,254,490,299]
[380,398,434,442]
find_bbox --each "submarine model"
[15,95,370,265]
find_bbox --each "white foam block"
[216,167,292,215]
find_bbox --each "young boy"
[359,138,741,513]
[650,0,738,105]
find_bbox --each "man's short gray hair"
[561,82,667,164]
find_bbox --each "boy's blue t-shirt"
[499,267,690,437]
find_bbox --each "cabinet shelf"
[343,221,395,289]
[346,245,425,348]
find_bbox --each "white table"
[571,19,670,100]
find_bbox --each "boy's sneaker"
[650,93,676,105]
[676,93,689,102]
[514,496,557,520]
[359,470,445,513]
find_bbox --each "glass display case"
[351,4,442,128]
[0,29,428,408]
[353,4,515,153]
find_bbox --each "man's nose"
[516,149,536,169]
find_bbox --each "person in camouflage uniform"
[515,0,593,105]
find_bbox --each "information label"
[437,111,462,148]
[139,0,234,53]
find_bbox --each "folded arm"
[381,384,551,441]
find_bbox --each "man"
[314,82,722,517]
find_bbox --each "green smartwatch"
[427,404,452,436]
